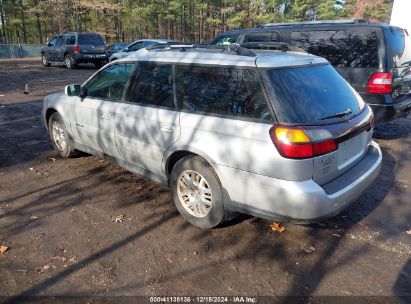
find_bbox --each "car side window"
[85,64,134,101]
[243,32,279,43]
[65,35,76,45]
[128,42,144,52]
[56,36,64,46]
[48,37,57,46]
[212,33,240,45]
[175,65,272,122]
[128,62,174,108]
[290,29,378,68]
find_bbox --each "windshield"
[264,64,364,124]
[78,34,104,45]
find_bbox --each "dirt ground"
[0,58,410,302]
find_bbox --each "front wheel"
[170,156,225,228]
[48,112,76,158]
[42,53,51,67]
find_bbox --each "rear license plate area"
[337,132,368,169]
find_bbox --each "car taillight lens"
[269,126,337,159]
[73,45,79,53]
[366,72,392,94]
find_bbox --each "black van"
[211,20,411,122]
[41,32,107,69]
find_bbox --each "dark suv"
[41,32,107,69]
[211,20,411,122]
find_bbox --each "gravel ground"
[0,58,410,302]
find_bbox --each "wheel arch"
[164,148,224,185]
[45,108,58,128]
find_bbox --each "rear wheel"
[42,53,51,67]
[170,156,225,228]
[94,61,104,69]
[48,112,75,158]
[64,55,76,69]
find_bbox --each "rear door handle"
[160,125,174,133]
[101,113,111,120]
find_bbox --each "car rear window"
[290,29,379,68]
[78,34,104,45]
[265,64,364,125]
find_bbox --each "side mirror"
[47,42,52,47]
[123,47,129,52]
[65,84,83,97]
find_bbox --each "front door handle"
[160,125,174,133]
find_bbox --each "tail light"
[269,126,337,159]
[73,45,80,53]
[366,72,392,94]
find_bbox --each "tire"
[170,156,225,228]
[48,112,76,158]
[64,54,76,69]
[42,53,51,67]
[94,61,104,69]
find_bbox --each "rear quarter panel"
[175,112,313,181]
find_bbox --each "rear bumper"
[221,141,382,223]
[75,53,107,63]
[362,93,411,122]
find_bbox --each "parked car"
[106,43,128,58]
[109,39,175,62]
[211,19,411,122]
[41,44,382,228]
[41,32,107,69]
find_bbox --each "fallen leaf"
[112,214,125,223]
[406,229,411,235]
[69,256,77,263]
[270,222,286,233]
[332,233,342,238]
[29,167,34,171]
[52,256,67,262]
[0,245,9,254]
[302,245,316,253]
[49,158,56,162]
[30,215,39,220]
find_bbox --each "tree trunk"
[0,0,7,44]
[35,11,43,44]
[18,0,27,43]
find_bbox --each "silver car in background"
[41,44,382,228]
[109,39,175,62]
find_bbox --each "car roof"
[216,21,399,36]
[116,47,328,68]
[133,39,176,43]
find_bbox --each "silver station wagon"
[42,43,382,228]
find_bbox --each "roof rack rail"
[146,42,257,57]
[261,19,369,28]
[240,42,305,53]
[228,44,256,57]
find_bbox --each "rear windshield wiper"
[319,108,352,120]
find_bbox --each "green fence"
[0,44,43,58]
